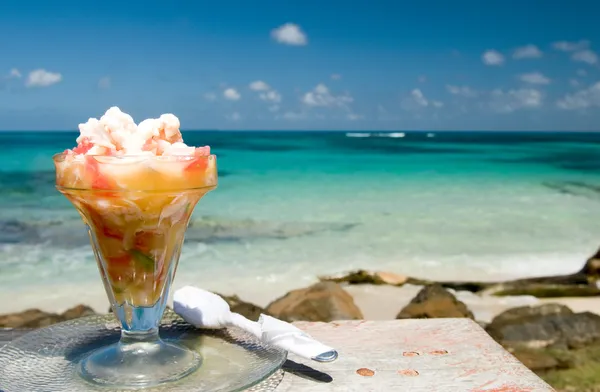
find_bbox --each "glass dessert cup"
[53,153,217,388]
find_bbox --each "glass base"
[0,310,287,392]
[79,338,202,388]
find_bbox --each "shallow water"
[2,131,600,312]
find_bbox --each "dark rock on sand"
[488,284,600,298]
[0,305,98,328]
[319,269,496,292]
[318,269,408,286]
[475,248,600,298]
[266,282,363,322]
[484,303,600,389]
[0,309,62,328]
[486,304,600,350]
[114,295,270,322]
[509,347,571,372]
[61,304,96,320]
[396,284,474,319]
[217,293,273,321]
[580,247,600,283]
[321,247,600,299]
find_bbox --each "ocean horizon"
[2,129,600,133]
[2,130,600,313]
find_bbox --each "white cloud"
[552,40,590,52]
[572,50,598,65]
[223,88,241,101]
[482,50,505,66]
[557,82,600,110]
[411,89,428,106]
[249,80,270,91]
[8,68,21,78]
[204,92,217,101]
[302,83,353,107]
[519,72,550,85]
[402,89,443,110]
[271,23,307,46]
[259,90,281,103]
[513,45,543,59]
[577,69,588,77]
[248,81,282,110]
[330,74,342,80]
[489,88,542,113]
[97,76,111,90]
[418,75,427,83]
[315,84,328,94]
[26,69,62,87]
[570,79,580,88]
[446,85,478,97]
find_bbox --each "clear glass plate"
[0,310,287,392]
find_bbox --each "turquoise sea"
[2,131,600,312]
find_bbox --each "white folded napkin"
[173,286,338,362]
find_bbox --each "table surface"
[1,319,555,392]
[276,318,555,392]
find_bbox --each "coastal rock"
[319,269,496,292]
[486,304,600,350]
[217,293,273,321]
[479,247,600,298]
[112,295,269,322]
[266,282,363,322]
[396,284,474,319]
[580,247,600,284]
[487,284,600,298]
[0,309,60,328]
[508,347,568,372]
[61,304,96,320]
[318,247,600,300]
[318,270,408,286]
[0,305,97,329]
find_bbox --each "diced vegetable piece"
[129,249,155,271]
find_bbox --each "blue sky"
[1,0,599,131]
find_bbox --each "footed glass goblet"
[53,153,217,388]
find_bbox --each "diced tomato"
[194,146,211,156]
[85,156,114,190]
[73,137,94,154]
[104,253,131,281]
[184,156,209,172]
[107,254,132,266]
[103,226,124,240]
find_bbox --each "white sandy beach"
[2,280,599,324]
[344,284,600,323]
